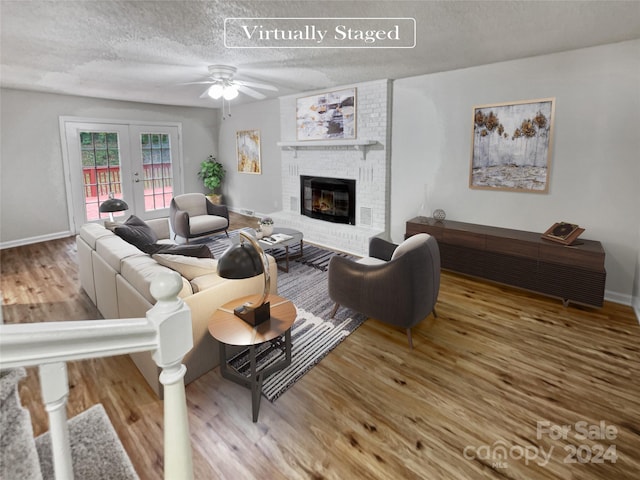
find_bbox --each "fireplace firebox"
[300,176,356,225]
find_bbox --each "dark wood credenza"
[406,217,606,307]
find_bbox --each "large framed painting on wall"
[469,97,555,193]
[296,88,356,141]
[237,130,261,174]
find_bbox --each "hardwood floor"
[2,212,639,479]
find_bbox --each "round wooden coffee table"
[208,294,296,422]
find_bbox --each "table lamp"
[217,231,271,326]
[99,192,129,221]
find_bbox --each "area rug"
[198,230,366,402]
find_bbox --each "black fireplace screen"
[300,176,356,225]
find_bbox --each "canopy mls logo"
[224,17,416,48]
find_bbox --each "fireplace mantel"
[277,79,391,255]
[277,139,376,159]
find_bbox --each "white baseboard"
[604,289,632,306]
[633,297,640,324]
[229,207,270,220]
[0,230,74,250]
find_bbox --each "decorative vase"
[261,224,273,236]
[433,209,446,221]
[418,183,429,218]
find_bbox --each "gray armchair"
[169,193,229,243]
[328,233,440,348]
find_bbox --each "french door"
[61,118,182,231]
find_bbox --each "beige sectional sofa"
[76,218,277,397]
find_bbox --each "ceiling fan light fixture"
[222,84,239,100]
[208,84,224,99]
[200,65,276,102]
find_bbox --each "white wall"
[216,98,282,216]
[635,223,640,319]
[0,88,219,246]
[391,40,640,301]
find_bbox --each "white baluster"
[39,362,74,479]
[147,272,194,480]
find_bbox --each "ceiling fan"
[190,65,278,101]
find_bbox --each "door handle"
[134,172,140,182]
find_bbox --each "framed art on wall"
[296,88,356,140]
[469,97,555,193]
[236,130,261,174]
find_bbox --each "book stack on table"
[261,233,293,245]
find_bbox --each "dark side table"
[208,294,296,422]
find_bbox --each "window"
[80,131,123,221]
[140,133,173,211]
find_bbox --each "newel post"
[147,272,194,480]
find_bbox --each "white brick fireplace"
[269,79,392,256]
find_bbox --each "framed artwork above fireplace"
[296,88,356,141]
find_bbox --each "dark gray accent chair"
[169,193,229,243]
[328,233,440,348]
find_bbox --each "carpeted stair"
[1,368,138,480]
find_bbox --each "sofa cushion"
[121,255,192,303]
[80,223,114,249]
[103,220,122,232]
[188,273,227,293]
[188,215,228,235]
[114,215,158,249]
[190,253,277,294]
[95,235,145,272]
[141,243,212,258]
[153,254,218,280]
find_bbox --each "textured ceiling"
[1,0,639,108]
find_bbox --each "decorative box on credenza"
[406,217,606,308]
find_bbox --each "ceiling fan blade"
[237,85,267,100]
[178,80,216,86]
[235,79,278,91]
[199,87,212,99]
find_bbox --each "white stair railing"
[0,271,194,480]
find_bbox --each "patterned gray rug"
[198,230,366,402]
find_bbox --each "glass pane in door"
[80,131,123,221]
[140,133,173,212]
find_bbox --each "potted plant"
[259,216,274,236]
[198,155,226,204]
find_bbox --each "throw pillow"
[153,253,217,280]
[142,243,213,259]
[114,215,158,249]
[103,220,123,232]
